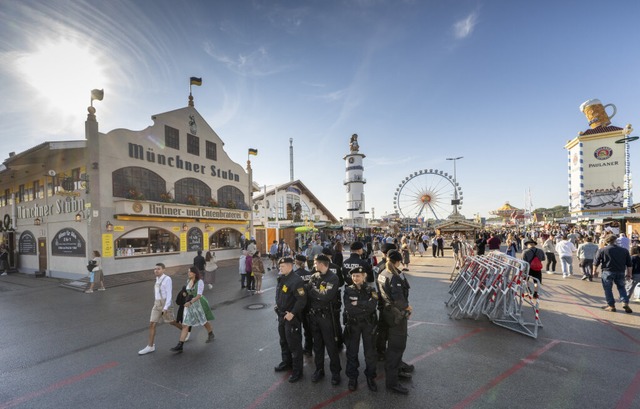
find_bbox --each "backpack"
[528,249,543,271]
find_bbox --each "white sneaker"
[207,284,213,290]
[98,288,106,291]
[185,332,191,342]
[138,345,155,355]
[84,290,93,293]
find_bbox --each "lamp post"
[446,156,463,216]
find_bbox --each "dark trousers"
[300,310,313,352]
[384,316,407,387]
[278,316,303,376]
[437,246,444,257]
[310,313,342,375]
[344,321,377,380]
[246,274,255,290]
[432,244,437,257]
[375,308,388,355]
[240,273,247,288]
[545,253,557,272]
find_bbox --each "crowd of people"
[473,227,639,312]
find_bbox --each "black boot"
[348,378,357,391]
[206,332,215,343]
[170,341,184,352]
[366,377,378,392]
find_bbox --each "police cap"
[294,254,307,262]
[349,266,365,276]
[350,241,364,251]
[322,247,333,256]
[314,254,331,264]
[278,257,294,265]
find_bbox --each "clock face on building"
[348,157,354,164]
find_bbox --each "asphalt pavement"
[0,249,638,409]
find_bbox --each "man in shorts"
[138,263,182,355]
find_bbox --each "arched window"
[217,185,247,209]
[113,167,166,201]
[210,228,242,249]
[175,178,211,206]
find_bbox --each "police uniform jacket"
[343,284,378,321]
[307,270,340,310]
[377,268,410,311]
[275,271,307,317]
[295,266,314,283]
[342,253,373,285]
[327,262,345,287]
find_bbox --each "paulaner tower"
[344,134,366,228]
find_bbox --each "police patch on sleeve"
[371,291,378,300]
[297,287,305,296]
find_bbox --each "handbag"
[86,260,97,272]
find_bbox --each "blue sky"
[1,0,640,221]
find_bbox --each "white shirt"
[154,274,173,310]
[555,240,576,257]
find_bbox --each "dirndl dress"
[183,280,215,326]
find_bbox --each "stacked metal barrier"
[445,251,542,338]
[449,241,475,281]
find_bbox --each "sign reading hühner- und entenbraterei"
[122,201,246,221]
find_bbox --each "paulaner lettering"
[588,161,618,168]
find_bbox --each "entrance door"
[38,238,47,273]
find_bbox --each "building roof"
[579,125,623,136]
[253,180,338,223]
[0,140,86,173]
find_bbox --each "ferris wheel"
[393,169,463,221]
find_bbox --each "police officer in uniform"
[342,241,373,285]
[343,267,379,392]
[274,257,307,383]
[294,254,313,356]
[378,250,412,394]
[374,242,396,360]
[322,247,345,349]
[307,254,342,385]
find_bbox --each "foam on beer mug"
[580,99,602,112]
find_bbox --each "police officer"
[274,257,307,383]
[308,254,342,385]
[378,250,412,394]
[294,254,313,355]
[343,267,378,392]
[374,242,396,360]
[322,247,345,349]
[343,241,373,285]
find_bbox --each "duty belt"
[309,307,330,316]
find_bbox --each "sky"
[1,0,640,222]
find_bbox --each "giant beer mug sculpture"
[580,99,616,129]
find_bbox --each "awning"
[294,226,318,233]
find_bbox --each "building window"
[112,167,166,201]
[217,185,246,209]
[209,228,242,249]
[187,134,200,156]
[175,177,211,206]
[71,168,81,190]
[33,180,41,200]
[165,125,179,150]
[206,141,217,161]
[115,227,180,257]
[17,184,25,203]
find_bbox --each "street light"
[446,156,463,214]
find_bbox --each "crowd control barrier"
[445,251,542,338]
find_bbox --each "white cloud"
[453,12,478,39]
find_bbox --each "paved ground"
[0,249,638,409]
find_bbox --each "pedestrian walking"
[522,238,545,298]
[273,257,307,383]
[593,235,633,313]
[542,235,557,273]
[138,263,183,355]
[555,235,577,278]
[239,250,247,289]
[170,266,215,352]
[85,250,105,293]
[193,249,205,273]
[252,251,265,293]
[204,251,218,290]
[577,236,598,281]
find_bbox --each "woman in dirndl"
[171,266,215,352]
